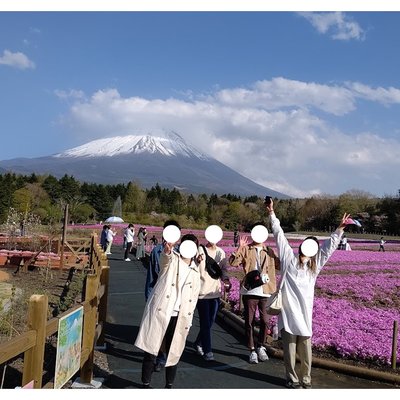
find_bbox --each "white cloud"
[299,12,365,41]
[29,27,41,34]
[215,77,356,116]
[347,82,400,104]
[0,49,35,70]
[60,78,400,197]
[54,89,85,100]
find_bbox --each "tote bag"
[266,267,287,315]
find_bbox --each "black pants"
[124,241,132,259]
[141,316,178,386]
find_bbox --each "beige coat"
[134,249,201,367]
[229,244,280,294]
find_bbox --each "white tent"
[105,216,124,223]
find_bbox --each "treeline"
[0,172,399,234]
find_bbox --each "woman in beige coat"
[134,233,201,388]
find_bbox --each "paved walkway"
[101,246,397,390]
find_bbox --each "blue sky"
[1,4,400,198]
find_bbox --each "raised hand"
[339,213,352,230]
[164,242,174,255]
[196,253,204,263]
[239,235,249,248]
[265,198,274,213]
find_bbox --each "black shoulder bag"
[200,244,223,280]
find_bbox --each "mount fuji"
[0,131,289,198]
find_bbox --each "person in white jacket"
[105,225,116,255]
[134,233,201,389]
[266,199,349,389]
[123,224,135,261]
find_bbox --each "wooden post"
[96,265,110,347]
[22,295,48,388]
[60,204,69,270]
[80,274,98,384]
[392,320,398,369]
[88,234,95,273]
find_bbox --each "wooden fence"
[0,236,92,272]
[0,233,109,388]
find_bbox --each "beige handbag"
[266,268,287,315]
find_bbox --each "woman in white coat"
[266,199,349,389]
[134,233,201,388]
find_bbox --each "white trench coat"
[134,249,201,366]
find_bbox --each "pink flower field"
[222,240,400,367]
[71,224,400,366]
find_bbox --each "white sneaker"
[249,350,258,364]
[194,344,204,356]
[106,252,112,255]
[203,352,214,361]
[124,258,131,261]
[257,346,269,361]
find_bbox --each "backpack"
[200,245,223,280]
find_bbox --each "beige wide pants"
[281,329,312,385]
[106,239,113,254]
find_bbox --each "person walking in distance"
[150,234,158,248]
[136,227,146,260]
[105,225,116,255]
[379,237,386,252]
[266,198,349,389]
[233,230,239,247]
[100,225,109,252]
[124,223,135,261]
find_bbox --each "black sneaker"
[165,383,173,389]
[142,383,152,389]
[285,381,301,389]
[302,382,312,389]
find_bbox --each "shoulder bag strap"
[277,265,288,292]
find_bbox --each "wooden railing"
[0,236,91,272]
[0,233,109,388]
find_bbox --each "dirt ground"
[0,271,8,281]
[0,265,110,389]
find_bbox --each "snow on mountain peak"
[54,131,210,160]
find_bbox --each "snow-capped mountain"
[0,131,289,198]
[55,131,209,160]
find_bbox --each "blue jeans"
[195,298,220,354]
